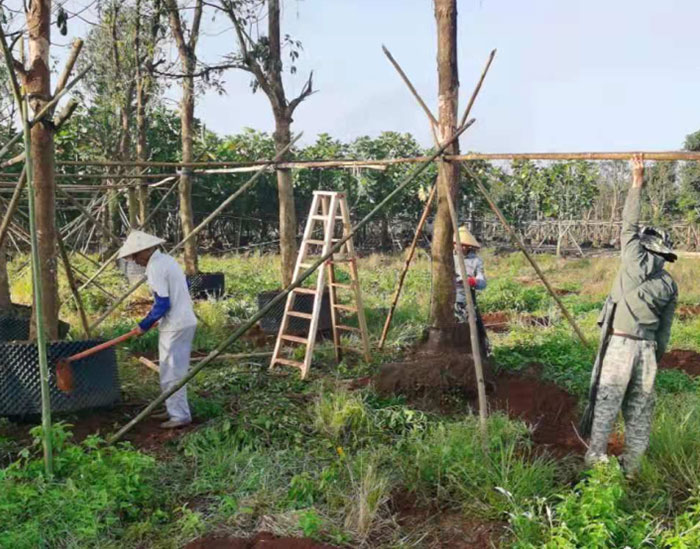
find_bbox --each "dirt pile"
[490,371,584,454]
[677,305,700,320]
[185,532,338,549]
[660,349,700,377]
[481,311,509,333]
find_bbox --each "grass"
[2,250,700,547]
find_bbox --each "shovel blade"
[56,359,74,393]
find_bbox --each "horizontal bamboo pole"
[53,150,700,171]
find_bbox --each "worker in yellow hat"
[453,226,490,356]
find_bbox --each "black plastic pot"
[257,289,332,335]
[187,272,225,300]
[0,339,120,416]
[0,305,70,342]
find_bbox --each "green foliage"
[400,414,558,517]
[0,424,160,548]
[479,278,550,313]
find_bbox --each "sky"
[12,0,700,151]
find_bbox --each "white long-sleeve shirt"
[454,251,487,304]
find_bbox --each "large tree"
[14,0,60,338]
[429,0,460,334]
[222,0,313,286]
[164,0,204,275]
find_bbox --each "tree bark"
[273,116,297,286]
[179,70,198,274]
[25,0,58,339]
[136,80,149,225]
[429,0,460,330]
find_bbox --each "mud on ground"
[185,532,338,549]
[660,349,700,377]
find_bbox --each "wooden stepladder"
[270,191,371,379]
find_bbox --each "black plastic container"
[0,339,120,416]
[187,272,225,300]
[0,305,70,342]
[257,289,332,335]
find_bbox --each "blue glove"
[138,293,171,332]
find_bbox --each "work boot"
[151,411,170,420]
[160,418,191,429]
[584,451,609,468]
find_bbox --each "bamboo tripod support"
[270,190,370,379]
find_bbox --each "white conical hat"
[453,226,481,248]
[117,231,166,259]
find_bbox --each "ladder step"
[328,258,353,263]
[298,262,316,270]
[292,287,317,295]
[273,358,305,369]
[336,324,360,332]
[329,282,352,290]
[281,334,308,344]
[310,215,329,221]
[313,191,343,197]
[287,311,312,319]
[333,304,358,312]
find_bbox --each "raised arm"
[620,154,645,260]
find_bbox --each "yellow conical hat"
[453,226,481,248]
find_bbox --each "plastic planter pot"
[0,339,120,416]
[187,272,225,300]
[257,289,332,335]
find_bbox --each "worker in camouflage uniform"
[585,154,678,475]
[453,226,491,356]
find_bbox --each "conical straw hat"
[453,225,481,248]
[117,231,166,259]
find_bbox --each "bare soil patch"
[390,490,506,548]
[184,532,338,549]
[677,305,700,320]
[481,311,510,333]
[660,349,700,377]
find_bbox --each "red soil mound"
[677,305,700,320]
[660,349,700,376]
[490,373,584,455]
[185,532,337,549]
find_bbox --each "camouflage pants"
[585,335,657,473]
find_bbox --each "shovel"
[56,328,140,393]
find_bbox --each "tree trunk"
[0,240,11,309]
[25,0,58,339]
[136,81,149,225]
[274,116,297,287]
[429,0,460,330]
[178,69,198,275]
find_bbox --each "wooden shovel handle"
[65,328,140,364]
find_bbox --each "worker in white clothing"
[118,231,197,429]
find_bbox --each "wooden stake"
[459,49,497,128]
[462,163,589,346]
[378,181,437,349]
[56,231,91,338]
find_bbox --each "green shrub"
[479,278,550,313]
[0,424,160,548]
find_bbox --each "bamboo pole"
[89,133,305,332]
[22,92,54,474]
[108,120,474,445]
[462,163,589,346]
[0,166,27,249]
[378,181,436,349]
[445,180,488,440]
[56,231,91,338]
[459,49,496,128]
[56,187,122,245]
[52,150,700,172]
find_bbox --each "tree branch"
[190,0,203,50]
[287,70,313,116]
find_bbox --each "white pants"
[159,325,196,421]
